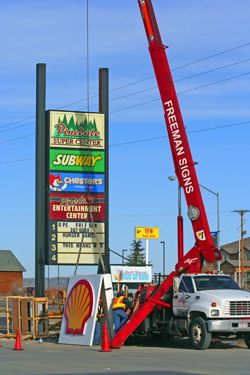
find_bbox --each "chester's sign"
[49,172,105,193]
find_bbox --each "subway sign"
[50,149,105,172]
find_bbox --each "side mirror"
[173,277,180,294]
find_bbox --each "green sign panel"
[50,149,105,172]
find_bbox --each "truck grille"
[229,301,250,316]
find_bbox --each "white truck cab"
[170,273,250,349]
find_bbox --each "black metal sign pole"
[99,68,110,273]
[35,63,46,296]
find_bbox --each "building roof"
[221,259,250,268]
[220,237,250,255]
[0,250,26,272]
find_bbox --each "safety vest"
[96,305,104,321]
[112,296,126,310]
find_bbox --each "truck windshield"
[194,276,240,291]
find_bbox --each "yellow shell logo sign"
[64,279,93,335]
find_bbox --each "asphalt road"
[0,337,249,375]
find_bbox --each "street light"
[122,249,128,265]
[168,176,182,217]
[168,176,183,261]
[168,176,220,269]
[199,184,220,270]
[160,241,166,276]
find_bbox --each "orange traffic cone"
[101,322,111,352]
[14,328,23,351]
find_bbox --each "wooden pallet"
[1,296,49,339]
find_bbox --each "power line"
[0,122,34,134]
[0,42,249,149]
[179,71,250,96]
[109,120,250,148]
[171,42,250,71]
[0,213,34,217]
[108,42,250,92]
[111,71,250,114]
[175,58,250,83]
[1,65,249,144]
[1,119,249,164]
[0,157,34,165]
[111,211,229,218]
[0,133,34,145]
[2,119,250,148]
[188,120,250,134]
[107,58,250,105]
[0,115,34,130]
[2,61,249,133]
[1,42,249,131]
[1,62,248,138]
[0,209,228,219]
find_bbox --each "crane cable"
[74,0,105,275]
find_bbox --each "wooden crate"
[2,296,49,339]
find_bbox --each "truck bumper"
[207,319,250,333]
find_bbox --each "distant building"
[0,250,26,294]
[220,237,250,287]
[202,238,250,286]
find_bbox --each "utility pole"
[233,209,250,287]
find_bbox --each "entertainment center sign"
[46,110,107,265]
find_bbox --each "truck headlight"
[211,309,219,316]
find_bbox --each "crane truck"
[110,0,250,350]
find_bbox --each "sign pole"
[35,63,46,297]
[99,68,110,273]
[135,227,159,266]
[145,239,149,266]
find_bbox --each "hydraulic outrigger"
[111,0,221,349]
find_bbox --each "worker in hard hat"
[112,290,133,333]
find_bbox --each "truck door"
[173,276,196,317]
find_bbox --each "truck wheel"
[189,317,211,350]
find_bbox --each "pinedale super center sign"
[45,110,107,266]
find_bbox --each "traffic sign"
[135,227,159,239]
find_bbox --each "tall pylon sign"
[45,110,108,266]
[35,67,109,296]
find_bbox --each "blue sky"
[0,0,250,278]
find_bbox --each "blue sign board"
[49,172,105,193]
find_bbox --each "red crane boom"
[111,0,221,349]
[139,0,221,271]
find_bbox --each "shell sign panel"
[59,274,114,346]
[45,110,107,265]
[64,279,93,335]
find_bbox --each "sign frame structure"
[135,226,160,240]
[45,110,109,266]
